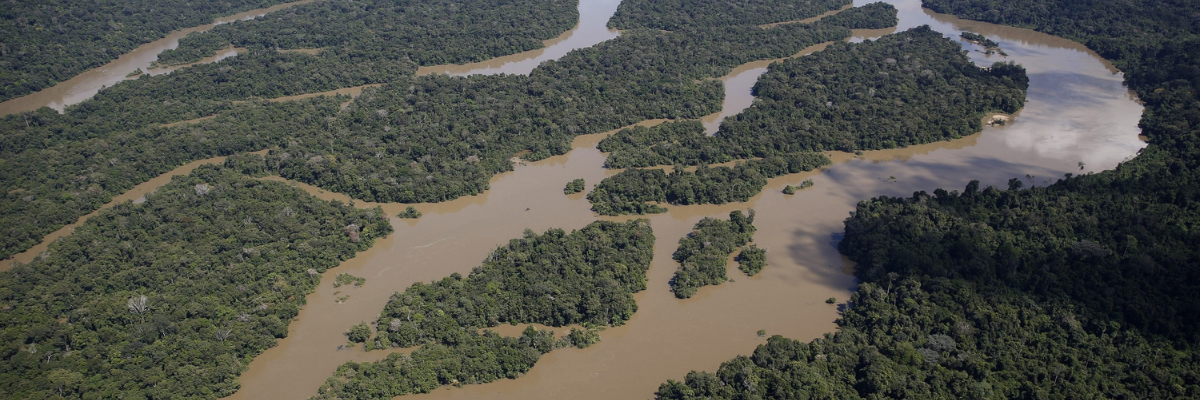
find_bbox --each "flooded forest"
[1,0,1198,399]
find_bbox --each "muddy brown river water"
[224,1,1143,398]
[0,0,1146,398]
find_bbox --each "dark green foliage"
[656,279,1200,399]
[588,154,831,215]
[564,178,586,195]
[334,273,366,288]
[314,328,558,400]
[0,165,391,399]
[374,220,655,348]
[156,0,578,66]
[397,206,422,219]
[671,210,757,298]
[736,245,767,276]
[843,173,1200,342]
[568,327,601,348]
[783,185,797,195]
[798,179,814,189]
[0,0,293,102]
[609,0,851,30]
[319,221,654,398]
[346,323,372,343]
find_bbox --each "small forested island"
[564,178,587,195]
[0,165,391,398]
[314,220,654,398]
[671,210,758,298]
[587,154,830,215]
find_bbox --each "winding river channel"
[2,0,1146,398]
[0,0,315,117]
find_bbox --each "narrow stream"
[0,0,314,117]
[223,1,1144,399]
[415,0,622,76]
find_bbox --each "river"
[222,0,1143,399]
[1,0,1145,398]
[0,0,315,117]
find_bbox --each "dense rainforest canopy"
[0,2,896,260]
[655,0,1200,397]
[314,220,655,399]
[0,165,391,399]
[156,0,578,67]
[0,0,293,102]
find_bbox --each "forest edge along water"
[222,1,1142,399]
[0,0,1145,398]
[0,0,315,117]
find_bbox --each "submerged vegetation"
[671,210,757,299]
[316,220,655,398]
[333,273,366,288]
[0,165,391,399]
